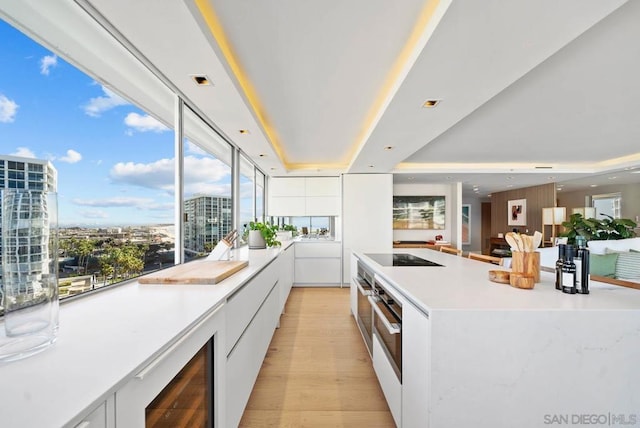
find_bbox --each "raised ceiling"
[2,0,639,197]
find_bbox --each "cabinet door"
[269,177,306,196]
[268,196,306,217]
[115,305,224,428]
[294,258,341,284]
[373,333,402,427]
[305,177,340,196]
[402,302,430,428]
[342,174,393,283]
[305,196,340,216]
[279,245,295,313]
[226,284,280,428]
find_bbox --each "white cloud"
[124,112,169,133]
[0,94,19,123]
[10,147,36,158]
[73,197,155,208]
[109,156,230,194]
[73,197,173,213]
[79,210,108,219]
[186,140,207,155]
[40,54,58,75]
[83,85,129,117]
[58,149,82,164]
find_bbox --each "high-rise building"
[183,195,232,254]
[0,155,58,309]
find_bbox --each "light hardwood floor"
[239,287,395,427]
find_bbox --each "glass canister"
[0,190,59,362]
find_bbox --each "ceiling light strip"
[346,0,452,170]
[194,0,288,166]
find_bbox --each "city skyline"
[0,19,246,227]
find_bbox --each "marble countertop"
[355,249,640,313]
[0,241,293,428]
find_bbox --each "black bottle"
[575,241,590,295]
[561,245,577,294]
[555,244,566,291]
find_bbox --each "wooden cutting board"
[139,260,249,285]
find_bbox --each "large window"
[1,18,175,297]
[0,15,268,304]
[182,107,232,261]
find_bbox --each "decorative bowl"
[488,270,510,284]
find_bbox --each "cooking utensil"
[505,232,519,252]
[521,234,532,252]
[513,233,525,253]
[532,231,542,249]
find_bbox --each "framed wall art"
[508,198,527,226]
[393,195,445,230]
[462,204,471,245]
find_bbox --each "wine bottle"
[576,244,590,295]
[555,244,566,291]
[561,245,577,294]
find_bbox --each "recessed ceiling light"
[270,167,276,171]
[590,184,598,187]
[422,99,441,108]
[557,187,562,191]
[191,74,212,86]
[259,154,266,157]
[239,129,250,134]
[632,170,640,174]
[383,146,393,150]
[368,165,375,168]
[407,176,414,180]
[608,176,617,180]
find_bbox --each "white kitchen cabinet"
[268,196,306,217]
[373,333,402,427]
[115,305,225,428]
[226,257,279,354]
[402,300,430,428]
[71,397,114,428]
[305,177,340,196]
[294,242,342,285]
[279,244,295,313]
[342,174,393,283]
[226,282,280,428]
[269,177,306,196]
[268,176,340,216]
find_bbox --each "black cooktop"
[365,253,443,267]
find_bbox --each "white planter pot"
[248,230,266,249]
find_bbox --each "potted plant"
[276,224,298,240]
[244,221,281,249]
[560,213,637,245]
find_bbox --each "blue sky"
[0,19,242,227]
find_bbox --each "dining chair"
[439,246,462,256]
[468,252,504,266]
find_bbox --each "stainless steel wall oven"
[354,261,374,354]
[370,276,402,381]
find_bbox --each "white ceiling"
[3,0,639,197]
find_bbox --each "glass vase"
[0,190,59,362]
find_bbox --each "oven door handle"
[368,295,401,335]
[354,277,372,296]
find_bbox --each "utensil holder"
[511,251,540,283]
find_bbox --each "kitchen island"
[354,249,640,428]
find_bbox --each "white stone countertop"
[355,249,640,313]
[0,241,293,428]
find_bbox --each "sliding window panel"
[182,107,233,261]
[238,154,255,245]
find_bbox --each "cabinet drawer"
[226,284,280,427]
[73,400,108,428]
[373,333,402,427]
[295,242,341,258]
[226,260,278,354]
[294,258,341,284]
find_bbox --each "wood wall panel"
[491,183,556,237]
